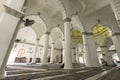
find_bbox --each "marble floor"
[96,68,120,80]
[0,63,119,80]
[86,68,115,80]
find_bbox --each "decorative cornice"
[112,32,120,36]
[63,17,71,22]
[81,32,93,35]
[71,47,76,49]
[45,32,50,35]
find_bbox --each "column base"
[85,65,100,67]
[0,70,6,79]
[41,65,48,66]
[50,61,54,64]
[0,75,5,79]
[40,64,48,69]
[41,64,48,66]
[64,65,73,69]
[30,62,36,64]
[41,62,47,65]
[64,67,73,69]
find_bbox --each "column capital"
[36,38,40,41]
[20,16,24,20]
[63,17,71,22]
[112,32,120,36]
[52,42,55,44]
[71,47,76,49]
[45,32,50,35]
[81,32,93,35]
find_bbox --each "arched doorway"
[7,27,36,64]
[71,29,84,64]
[92,23,114,65]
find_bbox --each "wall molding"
[81,32,93,35]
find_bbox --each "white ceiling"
[78,0,112,15]
[0,0,6,16]
[0,0,116,49]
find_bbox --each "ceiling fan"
[15,39,21,42]
[24,18,35,26]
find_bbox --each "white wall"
[7,43,62,63]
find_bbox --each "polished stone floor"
[0,63,119,80]
[96,68,120,80]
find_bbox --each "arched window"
[17,48,25,57]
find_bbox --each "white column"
[8,0,25,10]
[64,17,73,69]
[72,48,76,63]
[0,0,25,78]
[31,38,39,64]
[62,40,65,63]
[110,0,120,61]
[41,32,50,65]
[82,32,100,67]
[27,51,32,64]
[76,49,79,64]
[62,48,65,63]
[111,0,120,21]
[112,33,120,59]
[50,43,55,63]
[100,46,113,65]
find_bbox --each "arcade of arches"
[1,0,120,79]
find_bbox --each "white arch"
[16,27,37,44]
[71,29,83,48]
[76,43,83,52]
[57,0,67,19]
[50,27,63,42]
[109,45,115,51]
[39,34,52,47]
[24,15,47,38]
[71,15,84,32]
[54,38,63,49]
